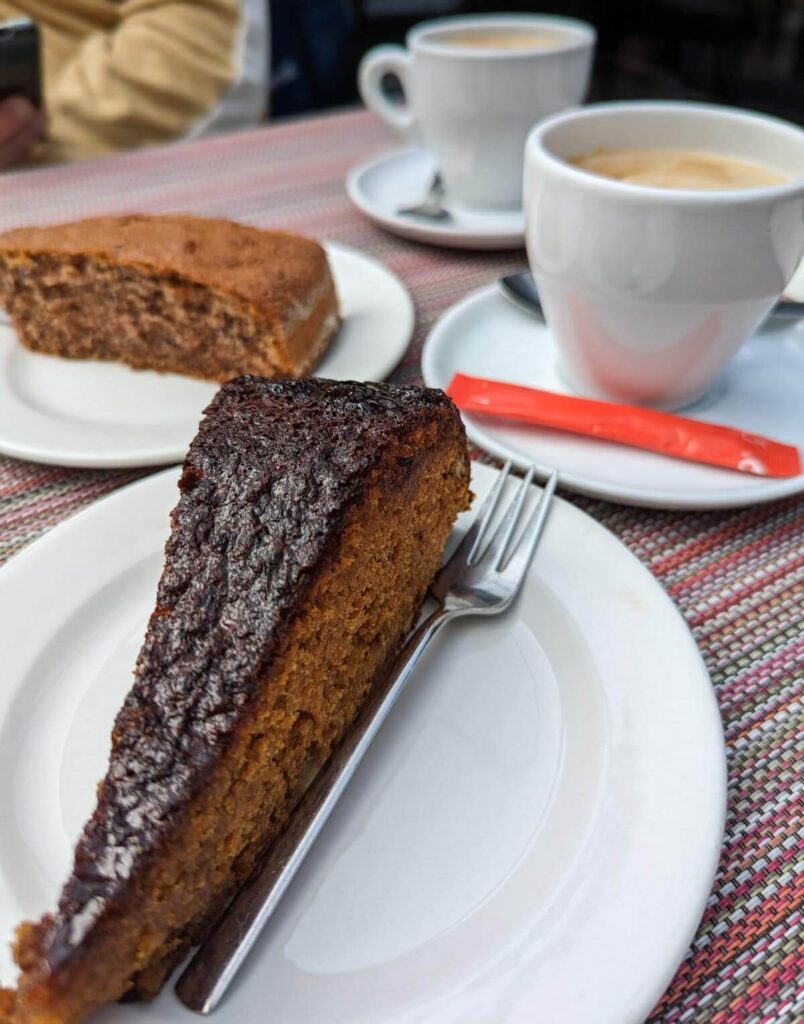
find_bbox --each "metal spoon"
[499,270,804,324]
[397,171,451,220]
[498,272,544,320]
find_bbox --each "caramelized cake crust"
[2,377,470,1024]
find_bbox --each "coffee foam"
[570,147,788,190]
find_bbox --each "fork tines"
[463,462,557,572]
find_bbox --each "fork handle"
[175,604,454,1015]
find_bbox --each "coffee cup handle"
[358,45,416,138]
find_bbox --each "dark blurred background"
[271,0,804,125]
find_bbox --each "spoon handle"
[500,270,804,324]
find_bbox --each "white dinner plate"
[0,242,413,469]
[0,461,725,1024]
[346,147,525,250]
[423,285,804,509]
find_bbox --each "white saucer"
[346,147,525,250]
[423,285,804,509]
[0,461,725,1024]
[0,242,414,469]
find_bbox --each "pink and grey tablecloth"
[0,109,801,1024]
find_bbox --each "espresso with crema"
[570,147,787,190]
[437,28,566,50]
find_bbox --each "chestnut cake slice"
[0,377,470,1024]
[0,215,339,381]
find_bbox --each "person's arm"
[0,95,44,167]
[44,0,268,162]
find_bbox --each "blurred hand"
[0,96,45,168]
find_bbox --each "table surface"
[0,109,801,1024]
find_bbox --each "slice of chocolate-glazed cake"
[1,377,470,1024]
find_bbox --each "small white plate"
[423,285,804,509]
[346,147,525,250]
[0,242,413,469]
[0,461,725,1024]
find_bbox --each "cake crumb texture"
[3,377,470,1024]
[0,215,339,380]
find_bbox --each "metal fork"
[175,463,558,1014]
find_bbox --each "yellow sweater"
[0,0,268,162]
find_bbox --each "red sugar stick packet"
[447,374,802,478]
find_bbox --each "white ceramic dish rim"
[345,149,526,249]
[528,100,804,202]
[0,461,727,1024]
[422,284,804,509]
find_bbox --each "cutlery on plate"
[175,463,557,1014]
[498,271,544,320]
[397,171,451,220]
[499,270,804,324]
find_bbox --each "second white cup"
[358,14,595,210]
[524,102,804,409]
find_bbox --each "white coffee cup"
[358,15,595,210]
[524,102,804,409]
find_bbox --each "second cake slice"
[2,376,470,1024]
[0,215,339,381]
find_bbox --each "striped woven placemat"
[0,110,801,1024]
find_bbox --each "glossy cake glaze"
[3,376,470,1024]
[48,377,462,960]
